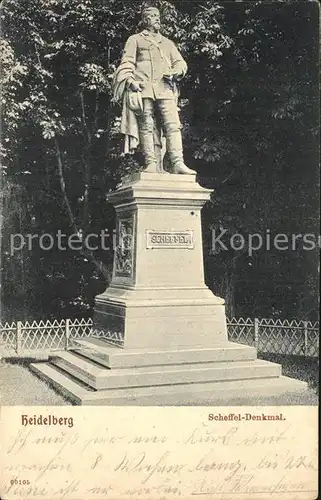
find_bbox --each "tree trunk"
[54,136,110,282]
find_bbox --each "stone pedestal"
[30,171,309,405]
[94,172,227,348]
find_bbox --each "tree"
[180,0,319,318]
[1,0,318,320]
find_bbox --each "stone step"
[50,351,281,390]
[30,362,308,406]
[30,362,93,404]
[71,338,257,368]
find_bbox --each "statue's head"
[141,6,161,32]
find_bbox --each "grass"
[0,358,71,405]
[0,353,318,406]
[260,352,319,391]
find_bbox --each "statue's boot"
[145,163,158,173]
[155,144,170,174]
[167,131,196,175]
[140,132,158,173]
[172,163,196,175]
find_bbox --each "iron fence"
[0,316,319,357]
[227,317,319,357]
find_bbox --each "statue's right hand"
[129,81,142,92]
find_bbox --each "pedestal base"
[30,339,309,405]
[94,285,227,349]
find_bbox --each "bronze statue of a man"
[112,6,195,175]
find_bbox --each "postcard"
[0,1,319,499]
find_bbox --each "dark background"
[0,0,319,322]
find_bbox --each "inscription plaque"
[146,230,194,249]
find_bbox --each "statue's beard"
[146,21,161,32]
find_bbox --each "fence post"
[303,321,308,356]
[16,321,22,354]
[254,318,259,350]
[65,319,70,350]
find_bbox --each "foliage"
[0,0,319,320]
[181,1,319,318]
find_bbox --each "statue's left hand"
[130,81,144,92]
[172,71,183,80]
[164,71,183,82]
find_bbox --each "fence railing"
[0,318,123,356]
[228,317,319,357]
[0,317,319,357]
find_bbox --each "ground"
[0,353,318,406]
[0,358,71,406]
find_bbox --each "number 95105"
[10,479,30,485]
